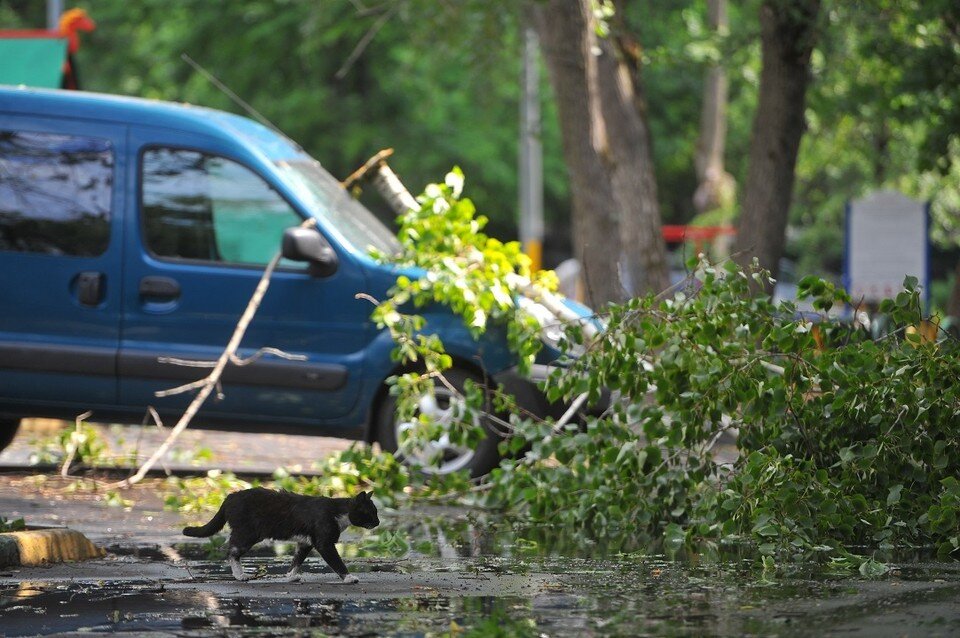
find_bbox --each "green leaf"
[886,484,903,507]
[663,523,686,550]
[615,440,637,464]
[858,558,889,578]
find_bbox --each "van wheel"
[375,368,502,478]
[0,418,21,454]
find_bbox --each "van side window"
[0,130,113,256]
[142,148,304,267]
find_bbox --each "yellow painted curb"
[0,529,105,567]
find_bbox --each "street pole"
[519,26,544,272]
[47,0,63,30]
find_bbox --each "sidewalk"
[0,418,352,476]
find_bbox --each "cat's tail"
[182,505,227,537]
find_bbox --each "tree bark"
[734,0,821,285]
[534,0,669,304]
[534,2,623,306]
[602,0,670,296]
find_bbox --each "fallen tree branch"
[356,155,602,433]
[360,168,580,434]
[110,220,316,489]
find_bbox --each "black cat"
[183,487,379,583]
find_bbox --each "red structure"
[661,224,736,253]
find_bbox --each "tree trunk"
[733,0,821,285]
[601,0,670,296]
[693,0,736,216]
[534,1,623,306]
[534,0,669,304]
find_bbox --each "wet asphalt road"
[2,421,960,636]
[4,538,960,637]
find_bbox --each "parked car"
[0,87,587,477]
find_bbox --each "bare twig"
[110,221,316,489]
[551,392,589,434]
[347,0,393,18]
[159,347,306,370]
[153,377,209,399]
[354,292,381,306]
[154,348,308,397]
[155,357,216,369]
[335,5,398,80]
[111,251,282,487]
[143,406,172,476]
[60,410,92,478]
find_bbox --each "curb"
[0,528,105,568]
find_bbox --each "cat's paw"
[284,571,303,583]
[341,574,359,584]
[235,573,253,582]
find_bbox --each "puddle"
[3,511,960,636]
[0,579,558,637]
[0,582,201,636]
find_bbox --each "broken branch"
[110,220,317,489]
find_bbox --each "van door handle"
[139,276,180,301]
[76,271,105,307]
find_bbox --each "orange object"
[524,238,543,272]
[57,8,95,90]
[58,8,95,54]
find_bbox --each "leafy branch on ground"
[362,170,960,569]
[481,260,959,568]
[366,167,565,463]
[0,516,26,532]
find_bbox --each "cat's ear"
[362,490,373,500]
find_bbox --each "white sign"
[845,190,928,305]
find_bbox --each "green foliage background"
[3,0,958,280]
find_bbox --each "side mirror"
[282,227,338,278]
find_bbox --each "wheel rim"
[395,386,477,475]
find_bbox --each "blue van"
[0,87,579,476]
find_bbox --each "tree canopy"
[3,0,957,299]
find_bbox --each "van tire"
[375,368,502,478]
[0,418,21,454]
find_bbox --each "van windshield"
[276,159,401,257]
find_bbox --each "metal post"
[47,0,64,30]
[519,26,544,272]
